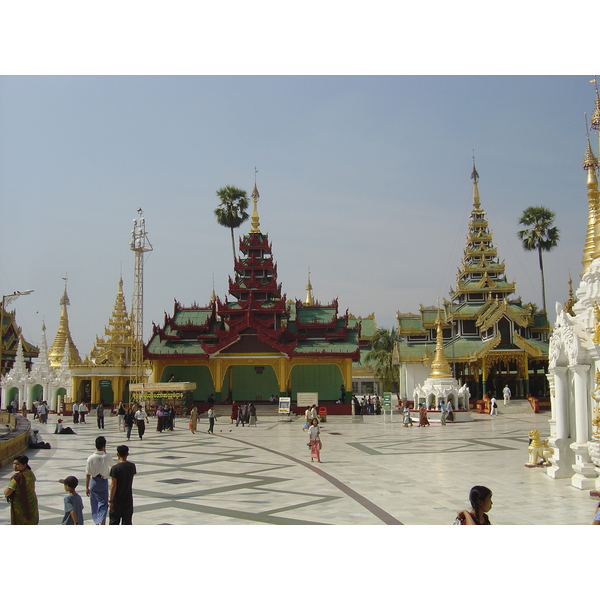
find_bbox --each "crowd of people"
[228,401,258,428]
[3,439,137,526]
[352,395,383,415]
[4,393,600,526]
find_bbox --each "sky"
[1,74,598,354]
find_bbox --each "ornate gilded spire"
[453,164,515,302]
[49,278,81,368]
[250,168,261,234]
[89,277,133,366]
[428,309,453,379]
[305,268,315,306]
[591,77,600,133]
[210,274,217,304]
[471,156,481,210]
[582,117,600,275]
[564,277,576,317]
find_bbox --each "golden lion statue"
[525,430,554,467]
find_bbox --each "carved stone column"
[547,367,574,479]
[569,364,597,489]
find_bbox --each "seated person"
[28,428,51,449]
[54,419,76,434]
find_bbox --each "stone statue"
[525,429,554,468]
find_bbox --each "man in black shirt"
[109,445,137,525]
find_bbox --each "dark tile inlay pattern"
[159,478,197,485]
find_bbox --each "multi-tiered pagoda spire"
[48,281,81,368]
[88,277,133,366]
[452,164,515,304]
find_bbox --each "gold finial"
[210,273,216,303]
[60,274,70,306]
[591,77,600,132]
[471,155,481,210]
[428,308,453,379]
[564,276,576,317]
[305,268,315,306]
[250,168,261,233]
[583,114,598,171]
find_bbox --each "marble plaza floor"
[1,408,598,526]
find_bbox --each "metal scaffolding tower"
[129,208,152,397]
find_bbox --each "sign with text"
[278,397,291,414]
[296,392,318,406]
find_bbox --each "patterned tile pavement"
[2,409,598,527]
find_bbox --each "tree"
[214,186,249,262]
[517,206,560,315]
[364,327,400,394]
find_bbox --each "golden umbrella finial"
[250,167,261,233]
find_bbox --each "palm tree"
[364,327,400,394]
[517,206,560,315]
[214,186,249,262]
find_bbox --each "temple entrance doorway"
[223,364,279,403]
[159,365,214,403]
[290,364,343,403]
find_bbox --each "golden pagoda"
[69,277,137,408]
[88,277,133,366]
[396,164,550,401]
[305,270,315,306]
[48,282,81,368]
[428,309,453,379]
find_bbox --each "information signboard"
[383,393,392,409]
[296,392,318,406]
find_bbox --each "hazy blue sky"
[0,75,597,353]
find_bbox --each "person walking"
[403,403,413,427]
[37,401,48,424]
[3,455,39,525]
[418,403,430,426]
[78,402,88,423]
[189,406,198,434]
[156,405,164,432]
[117,402,126,432]
[308,418,322,463]
[230,401,238,425]
[303,406,311,430]
[503,384,511,406]
[446,399,454,423]
[124,408,135,441]
[134,404,149,440]
[490,396,498,416]
[207,405,216,434]
[85,436,113,525]
[96,403,105,430]
[439,399,447,425]
[236,405,245,427]
[109,445,137,525]
[248,403,257,427]
[456,486,493,525]
[73,401,79,424]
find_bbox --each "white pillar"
[547,367,574,479]
[569,365,597,489]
